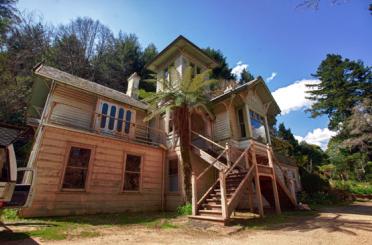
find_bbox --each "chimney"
[126,72,140,99]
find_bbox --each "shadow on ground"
[230,202,372,236]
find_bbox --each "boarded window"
[123,154,142,191]
[62,147,91,189]
[168,159,178,192]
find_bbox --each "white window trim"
[96,99,136,136]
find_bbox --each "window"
[62,146,92,189]
[0,147,10,182]
[123,154,142,191]
[237,108,247,138]
[249,110,267,143]
[168,159,179,192]
[98,100,133,135]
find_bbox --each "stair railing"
[190,131,232,215]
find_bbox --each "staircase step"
[206,198,221,203]
[199,209,222,216]
[189,215,226,223]
[201,203,222,209]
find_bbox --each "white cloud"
[231,61,248,80]
[266,72,277,82]
[295,128,337,150]
[272,79,320,115]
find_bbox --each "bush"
[299,189,353,205]
[332,180,372,195]
[176,203,192,216]
[299,167,330,194]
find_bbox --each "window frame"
[166,158,180,194]
[60,142,95,192]
[248,109,268,143]
[121,152,144,193]
[96,99,135,136]
[236,106,249,139]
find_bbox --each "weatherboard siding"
[20,126,165,217]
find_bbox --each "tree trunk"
[175,105,192,203]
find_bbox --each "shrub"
[332,180,372,195]
[299,167,330,194]
[176,203,192,216]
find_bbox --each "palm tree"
[143,66,217,203]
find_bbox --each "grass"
[0,209,179,241]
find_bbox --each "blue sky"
[18,0,372,148]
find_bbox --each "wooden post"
[191,172,197,216]
[247,181,254,212]
[252,144,264,217]
[225,142,231,167]
[289,179,297,204]
[219,171,228,219]
[268,146,281,214]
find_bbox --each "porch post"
[191,172,197,216]
[268,146,281,214]
[219,171,228,219]
[252,143,264,217]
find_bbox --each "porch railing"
[47,101,167,147]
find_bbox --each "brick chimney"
[126,72,140,99]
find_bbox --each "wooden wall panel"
[20,126,165,217]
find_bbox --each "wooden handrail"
[196,165,213,181]
[190,144,228,170]
[191,130,225,150]
[225,141,252,175]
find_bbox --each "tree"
[93,33,143,92]
[306,54,372,131]
[143,66,216,203]
[277,123,299,155]
[239,68,254,84]
[203,47,235,80]
[139,43,158,93]
[0,0,18,47]
[48,34,92,79]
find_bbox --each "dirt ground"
[2,201,372,245]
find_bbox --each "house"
[21,36,301,223]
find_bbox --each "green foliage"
[299,167,330,194]
[203,47,235,80]
[176,203,192,216]
[239,68,254,84]
[1,208,19,220]
[306,54,371,131]
[299,190,351,206]
[332,180,372,195]
[144,67,217,202]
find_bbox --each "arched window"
[117,108,125,132]
[125,110,132,134]
[100,103,108,128]
[108,106,116,130]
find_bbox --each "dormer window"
[97,100,133,135]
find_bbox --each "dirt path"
[3,201,372,245]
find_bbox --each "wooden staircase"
[189,131,298,224]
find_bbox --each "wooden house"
[21,36,301,223]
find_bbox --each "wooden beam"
[191,172,198,216]
[251,144,264,217]
[219,171,228,219]
[267,147,281,214]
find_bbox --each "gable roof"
[33,64,148,110]
[146,35,219,71]
[211,77,281,116]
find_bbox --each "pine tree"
[239,68,254,84]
